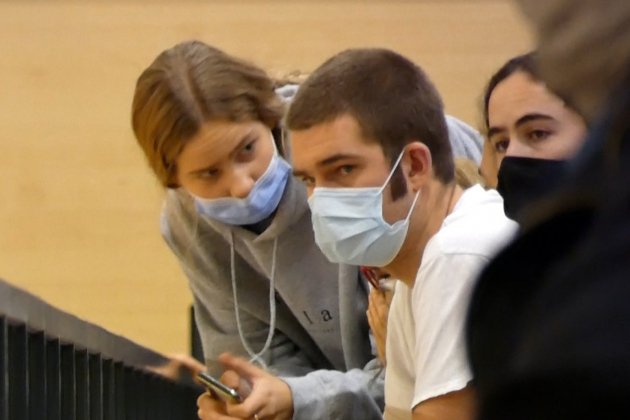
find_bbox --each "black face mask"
[497,156,567,221]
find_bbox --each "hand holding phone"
[196,371,241,403]
[361,266,394,291]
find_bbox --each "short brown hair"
[286,48,454,184]
[131,41,284,187]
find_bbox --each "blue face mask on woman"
[192,151,291,225]
[308,150,420,267]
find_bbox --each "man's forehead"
[291,127,385,175]
[290,128,353,173]
[291,115,374,150]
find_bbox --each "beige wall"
[0,0,531,355]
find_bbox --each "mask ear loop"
[378,149,408,194]
[379,148,422,221]
[404,189,422,220]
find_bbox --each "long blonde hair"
[131,41,284,187]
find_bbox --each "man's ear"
[404,142,432,191]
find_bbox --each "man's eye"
[339,165,354,175]
[494,139,510,153]
[298,176,315,187]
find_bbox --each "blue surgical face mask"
[192,146,291,225]
[308,150,420,266]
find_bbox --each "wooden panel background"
[0,0,531,354]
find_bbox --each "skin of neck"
[383,178,463,287]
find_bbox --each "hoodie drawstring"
[230,231,277,369]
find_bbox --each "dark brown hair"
[131,41,284,187]
[286,48,454,186]
[482,52,539,130]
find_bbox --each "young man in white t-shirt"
[287,48,517,419]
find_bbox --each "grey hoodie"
[162,176,384,419]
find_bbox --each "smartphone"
[196,371,241,403]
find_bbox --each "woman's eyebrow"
[489,113,557,139]
[514,113,556,128]
[189,130,256,175]
[487,126,506,139]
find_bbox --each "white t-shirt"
[384,185,517,418]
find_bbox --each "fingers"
[218,353,265,380]
[367,308,385,348]
[368,292,386,330]
[369,287,387,308]
[225,375,293,420]
[220,369,241,390]
[147,353,206,381]
[170,353,207,375]
[367,299,377,328]
[197,392,236,420]
[217,354,294,419]
[367,289,389,365]
[226,392,266,420]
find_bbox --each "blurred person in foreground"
[466,1,630,418]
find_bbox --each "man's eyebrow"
[515,113,555,128]
[188,131,255,175]
[292,169,309,178]
[317,153,361,167]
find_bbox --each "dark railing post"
[46,338,61,420]
[27,331,46,419]
[102,358,115,420]
[76,348,89,420]
[0,278,201,420]
[0,317,8,420]
[89,353,103,420]
[8,324,28,419]
[60,343,76,420]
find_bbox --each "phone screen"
[196,372,242,403]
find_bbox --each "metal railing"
[0,278,200,420]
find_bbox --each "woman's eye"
[202,169,219,179]
[242,140,256,154]
[494,139,510,153]
[528,130,551,142]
